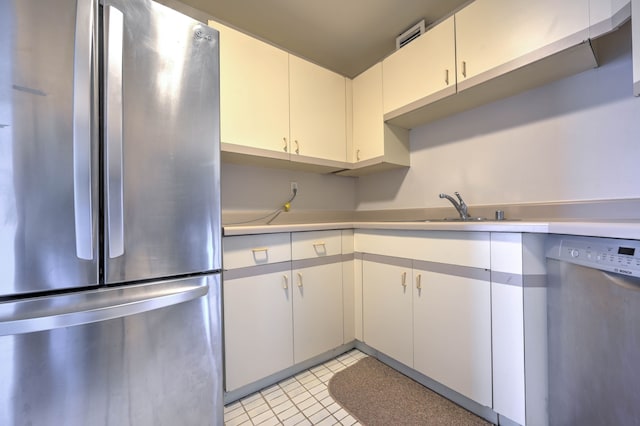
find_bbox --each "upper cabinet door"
[216,22,290,154]
[382,16,456,116]
[352,63,384,162]
[289,56,347,162]
[455,0,589,88]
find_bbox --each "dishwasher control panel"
[548,235,640,277]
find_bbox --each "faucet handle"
[454,191,466,205]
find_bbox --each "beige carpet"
[328,357,492,426]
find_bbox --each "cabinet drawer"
[223,233,291,270]
[355,230,490,269]
[292,230,342,260]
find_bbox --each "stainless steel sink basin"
[424,217,491,222]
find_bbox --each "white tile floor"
[223,349,368,426]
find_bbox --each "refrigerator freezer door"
[0,0,100,296]
[103,0,221,284]
[0,273,223,425]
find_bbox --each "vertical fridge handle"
[73,0,95,260]
[104,5,125,258]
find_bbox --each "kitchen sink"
[424,217,491,222]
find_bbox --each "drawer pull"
[283,275,289,289]
[297,272,303,288]
[251,247,269,263]
[416,274,422,290]
[401,271,407,288]
[313,241,327,256]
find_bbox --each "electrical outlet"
[290,182,298,193]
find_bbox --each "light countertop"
[223,220,640,240]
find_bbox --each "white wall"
[357,24,640,211]
[221,162,356,211]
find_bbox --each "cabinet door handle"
[416,274,422,290]
[461,61,467,78]
[294,140,300,155]
[251,247,268,254]
[283,275,289,289]
[445,69,449,85]
[283,137,288,152]
[297,272,303,287]
[401,271,407,288]
[312,241,326,247]
[356,149,361,161]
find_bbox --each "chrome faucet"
[439,192,469,220]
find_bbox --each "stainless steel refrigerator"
[0,0,222,424]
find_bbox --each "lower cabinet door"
[224,271,294,391]
[413,269,492,407]
[362,259,413,367]
[292,263,343,363]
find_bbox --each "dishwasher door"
[547,235,640,425]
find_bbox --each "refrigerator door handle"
[73,0,95,260]
[104,5,125,258]
[0,280,208,336]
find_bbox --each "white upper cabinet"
[455,0,590,89]
[346,62,409,176]
[589,0,631,38]
[215,22,290,156]
[383,16,456,116]
[289,56,347,163]
[353,63,384,162]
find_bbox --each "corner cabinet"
[340,62,409,176]
[356,230,493,408]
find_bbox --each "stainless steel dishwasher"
[546,235,640,425]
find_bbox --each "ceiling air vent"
[395,20,426,50]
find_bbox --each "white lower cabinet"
[491,233,548,426]
[362,257,413,367]
[358,230,493,410]
[291,230,344,363]
[224,267,294,391]
[413,268,492,407]
[223,230,345,393]
[293,262,343,363]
